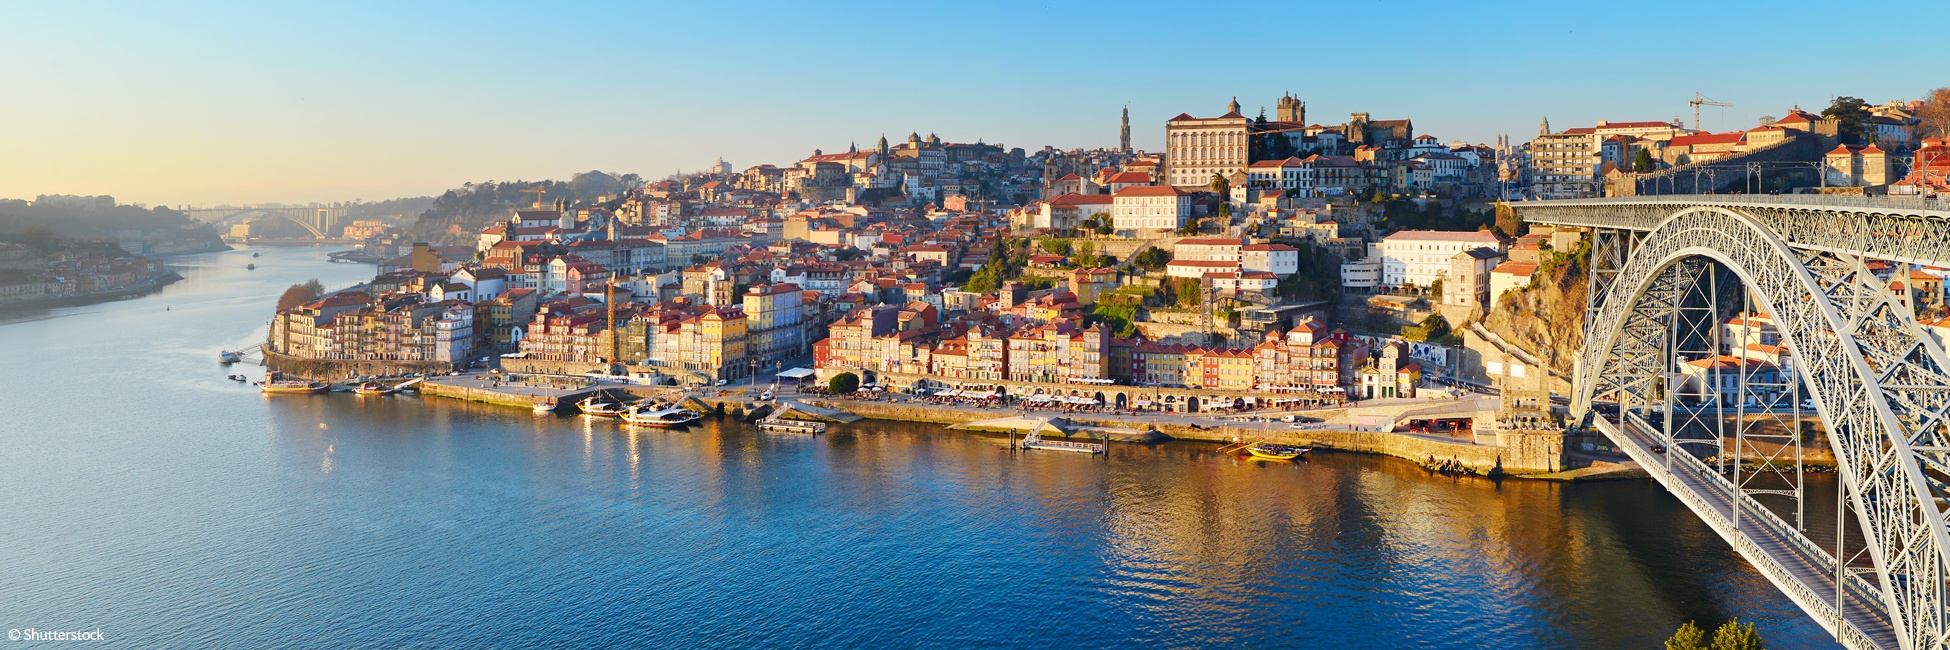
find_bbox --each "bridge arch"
[214,211,327,238]
[1583,205,1950,649]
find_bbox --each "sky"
[2,0,1944,207]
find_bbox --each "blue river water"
[0,246,1841,648]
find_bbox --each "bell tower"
[1119,105,1131,153]
[1276,92,1305,123]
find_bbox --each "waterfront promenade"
[406,367,1614,478]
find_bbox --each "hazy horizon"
[5,0,1944,207]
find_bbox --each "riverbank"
[409,375,1644,482]
[0,270,182,313]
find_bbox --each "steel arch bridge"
[188,206,347,239]
[1516,195,1950,650]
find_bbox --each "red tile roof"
[1114,186,1190,198]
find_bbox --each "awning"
[777,367,816,379]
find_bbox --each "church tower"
[1276,92,1305,123]
[1227,96,1241,115]
[877,134,889,157]
[1119,106,1131,153]
[1539,117,1551,136]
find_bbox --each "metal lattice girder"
[1569,205,1950,650]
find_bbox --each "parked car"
[715,379,727,386]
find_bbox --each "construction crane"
[1689,93,1733,132]
[518,188,548,210]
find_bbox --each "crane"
[1689,93,1733,132]
[518,188,548,210]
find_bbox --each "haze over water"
[0,247,1838,647]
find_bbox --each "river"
[0,246,1842,648]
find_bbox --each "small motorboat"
[219,351,241,364]
[577,397,627,417]
[1245,443,1310,461]
[246,263,256,270]
[252,252,261,258]
[354,382,388,396]
[227,374,248,382]
[532,400,557,414]
[622,406,700,428]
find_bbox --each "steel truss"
[1561,204,1950,650]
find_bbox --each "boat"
[354,382,388,396]
[532,400,558,414]
[1244,443,1310,461]
[219,351,241,364]
[227,374,247,382]
[622,406,701,428]
[259,379,327,395]
[577,397,627,417]
[252,252,260,258]
[246,263,256,270]
[756,417,824,434]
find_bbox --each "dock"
[1018,418,1104,454]
[756,417,826,434]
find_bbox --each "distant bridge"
[1515,194,1950,650]
[185,206,350,239]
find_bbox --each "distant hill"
[407,171,643,243]
[0,200,200,238]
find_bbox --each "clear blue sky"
[3,0,1943,206]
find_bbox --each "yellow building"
[680,307,748,381]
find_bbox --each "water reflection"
[0,247,1841,649]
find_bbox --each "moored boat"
[259,379,327,395]
[756,417,825,434]
[354,382,387,395]
[577,397,627,417]
[1245,443,1309,461]
[219,351,241,364]
[532,400,557,414]
[622,406,700,428]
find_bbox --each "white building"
[1165,103,1251,188]
[1241,243,1299,276]
[1112,186,1192,235]
[1340,242,1383,291]
[434,303,474,364]
[1166,259,1240,279]
[1204,270,1278,294]
[1174,237,1242,262]
[1379,230,1505,289]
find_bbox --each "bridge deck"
[1605,418,1898,649]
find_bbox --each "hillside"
[407,171,642,243]
[1483,239,1589,377]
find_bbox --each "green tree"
[1209,172,1230,196]
[1633,148,1657,173]
[1133,247,1171,271]
[1823,96,1874,144]
[1428,278,1445,301]
[828,372,859,395]
[1665,621,1707,650]
[1172,277,1203,308]
[1708,619,1762,650]
[1178,217,1202,235]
